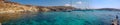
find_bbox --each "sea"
[2,10,120,25]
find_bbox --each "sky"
[10,0,120,9]
[90,0,120,9]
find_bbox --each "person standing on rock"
[111,15,119,25]
[0,23,1,25]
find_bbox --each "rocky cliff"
[0,0,38,13]
[0,0,38,23]
[0,0,75,23]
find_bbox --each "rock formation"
[0,0,75,24]
[0,0,38,23]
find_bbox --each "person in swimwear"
[111,15,119,25]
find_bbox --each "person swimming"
[111,15,119,25]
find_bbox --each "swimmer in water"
[111,15,119,25]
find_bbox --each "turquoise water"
[2,11,120,25]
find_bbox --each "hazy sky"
[89,0,120,9]
[10,0,120,9]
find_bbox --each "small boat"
[111,15,119,25]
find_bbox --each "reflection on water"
[0,11,38,23]
[1,10,120,25]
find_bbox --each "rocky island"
[96,8,120,11]
[37,6,75,12]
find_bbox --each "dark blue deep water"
[2,11,120,25]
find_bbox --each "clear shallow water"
[2,11,120,25]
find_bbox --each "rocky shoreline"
[0,0,75,13]
[0,0,75,23]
